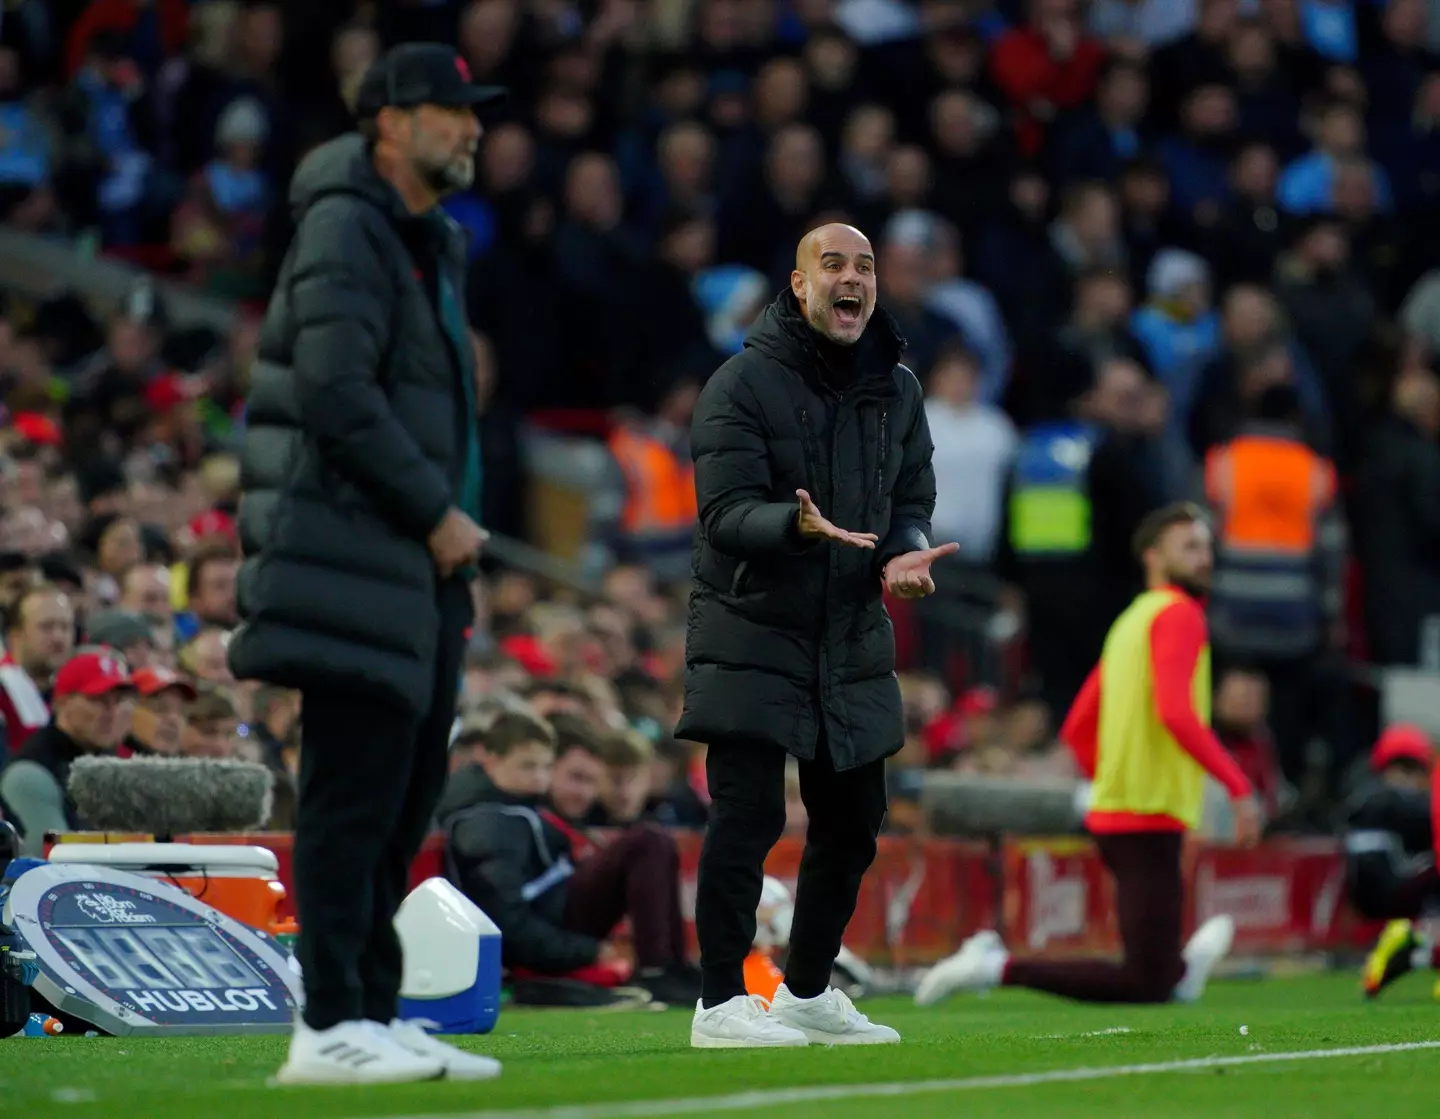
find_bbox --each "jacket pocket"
[730,560,750,596]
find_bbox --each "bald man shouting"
[678,224,954,1047]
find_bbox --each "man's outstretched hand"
[795,489,878,549]
[883,542,960,599]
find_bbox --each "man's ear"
[790,270,806,304]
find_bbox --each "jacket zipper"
[730,560,749,596]
[876,407,888,505]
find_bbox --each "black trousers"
[295,578,472,1030]
[695,728,888,1006]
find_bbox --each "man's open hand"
[1231,794,1262,849]
[795,489,878,549]
[882,542,960,599]
[428,507,489,577]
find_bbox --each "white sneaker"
[1173,915,1235,1003]
[275,1019,444,1085]
[914,930,1008,1007]
[769,983,899,1045]
[690,994,809,1049]
[389,1018,503,1080]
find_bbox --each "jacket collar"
[744,290,906,399]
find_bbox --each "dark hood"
[744,289,906,388]
[435,763,543,823]
[289,133,409,222]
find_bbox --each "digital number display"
[52,926,264,991]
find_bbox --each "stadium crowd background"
[0,0,1439,847]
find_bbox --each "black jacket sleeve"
[691,363,817,558]
[877,374,937,572]
[287,196,453,541]
[448,809,600,973]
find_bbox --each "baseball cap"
[54,651,133,699]
[85,610,154,651]
[132,666,198,701]
[188,509,237,545]
[354,43,507,120]
[1370,724,1435,772]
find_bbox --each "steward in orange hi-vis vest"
[915,503,1259,1011]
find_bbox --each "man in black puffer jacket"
[228,44,504,1084]
[677,223,954,1048]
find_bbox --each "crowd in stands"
[0,0,1438,871]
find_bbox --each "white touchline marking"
[372,1041,1440,1119]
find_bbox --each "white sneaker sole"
[437,1061,503,1081]
[274,1061,446,1086]
[790,1026,900,1045]
[690,1031,809,1049]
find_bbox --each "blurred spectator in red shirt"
[1212,664,1283,818]
[991,0,1105,158]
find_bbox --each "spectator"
[249,683,301,774]
[0,45,57,233]
[1157,83,1239,224]
[84,608,154,669]
[1206,141,1286,287]
[0,553,39,615]
[117,664,195,757]
[901,213,1012,405]
[1227,20,1303,158]
[990,0,1106,159]
[925,89,1010,237]
[876,224,961,382]
[591,726,654,826]
[1195,286,1329,449]
[0,649,132,855]
[1211,664,1284,819]
[924,343,1017,566]
[179,686,239,759]
[1204,382,1346,779]
[1087,0,1198,52]
[171,96,272,293]
[0,583,76,752]
[1354,365,1440,666]
[1130,249,1223,403]
[118,560,172,621]
[178,625,233,685]
[1278,98,1394,216]
[1025,267,1147,423]
[1049,59,1152,187]
[837,104,894,207]
[1151,0,1238,129]
[1014,179,1125,342]
[1273,217,1378,464]
[546,714,606,824]
[179,543,238,637]
[442,712,698,1005]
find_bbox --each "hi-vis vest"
[1092,589,1211,828]
[608,427,698,539]
[1204,432,1334,656]
[1007,422,1097,557]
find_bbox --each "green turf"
[1,973,1437,1119]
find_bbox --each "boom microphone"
[68,757,274,838]
[922,772,1085,837]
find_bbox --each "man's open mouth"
[833,295,862,326]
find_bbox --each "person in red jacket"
[65,0,189,80]
[991,0,1106,157]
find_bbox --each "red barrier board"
[1001,837,1120,957]
[49,831,1377,962]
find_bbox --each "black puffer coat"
[228,134,475,717]
[675,291,936,771]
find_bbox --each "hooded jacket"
[228,134,479,716]
[675,290,936,771]
[439,766,600,974]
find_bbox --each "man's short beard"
[1170,574,1209,600]
[415,153,474,196]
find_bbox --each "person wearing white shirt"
[924,343,1018,564]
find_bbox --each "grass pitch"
[1,973,1437,1119]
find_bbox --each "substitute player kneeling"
[918,503,1260,1007]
